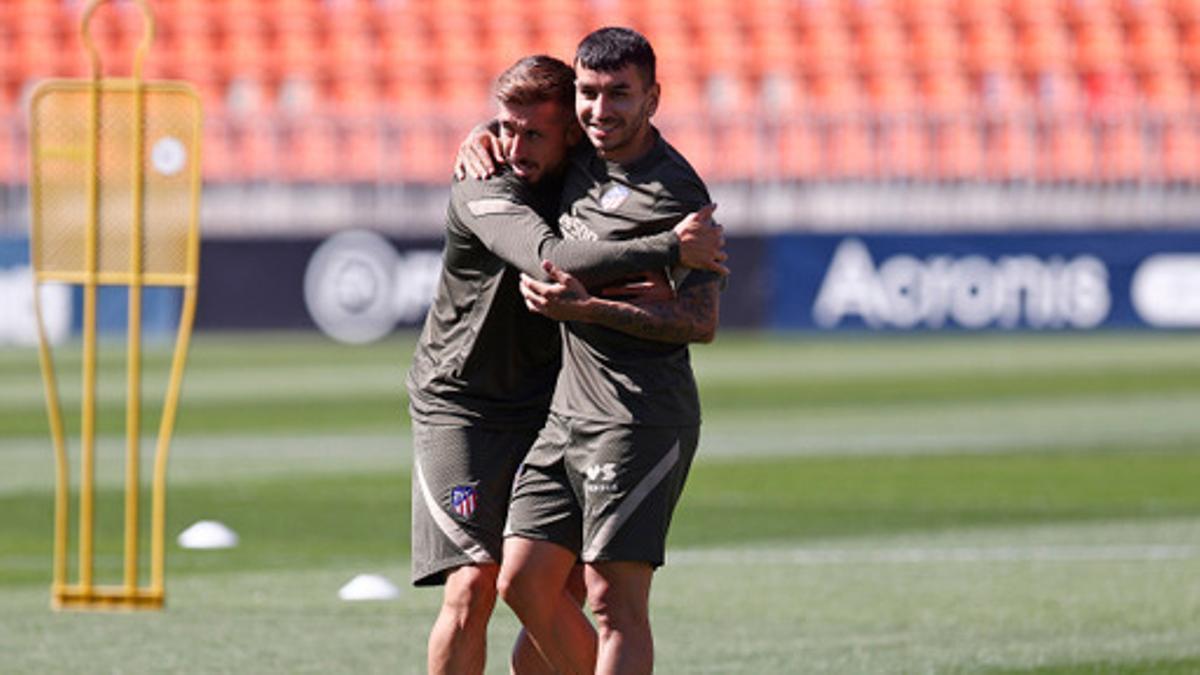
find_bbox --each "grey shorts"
[410,421,539,586]
[505,413,699,567]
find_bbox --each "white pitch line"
[668,544,1200,566]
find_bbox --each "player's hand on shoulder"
[454,123,505,180]
[674,204,729,277]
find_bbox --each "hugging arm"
[458,184,727,286]
[520,262,721,344]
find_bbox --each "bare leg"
[498,537,597,674]
[586,561,654,675]
[428,564,499,675]
[509,565,588,674]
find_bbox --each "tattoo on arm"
[588,278,719,344]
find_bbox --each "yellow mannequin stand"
[28,0,202,610]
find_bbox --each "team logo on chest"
[451,485,478,518]
[600,184,630,211]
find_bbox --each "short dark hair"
[575,27,656,88]
[494,55,576,111]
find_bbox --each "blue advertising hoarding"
[1,236,181,345]
[768,232,1200,331]
[9,230,1199,342]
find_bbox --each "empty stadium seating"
[0,0,1196,184]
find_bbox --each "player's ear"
[646,81,661,117]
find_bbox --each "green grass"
[3,331,1200,673]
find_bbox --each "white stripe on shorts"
[582,440,680,561]
[415,455,492,564]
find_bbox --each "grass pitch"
[2,331,1199,673]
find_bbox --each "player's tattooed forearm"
[594,278,719,343]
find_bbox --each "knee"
[443,565,498,625]
[496,565,533,610]
[586,577,648,633]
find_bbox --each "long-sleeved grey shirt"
[407,165,680,428]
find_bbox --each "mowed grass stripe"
[668,450,1200,548]
[693,332,1200,379]
[5,450,1199,587]
[698,363,1200,417]
[5,333,1200,437]
[698,393,1200,457]
[0,363,406,407]
[0,394,408,437]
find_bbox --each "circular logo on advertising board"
[304,230,400,344]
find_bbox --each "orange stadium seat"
[280,119,341,183]
[777,118,824,180]
[853,17,908,75]
[165,14,222,80]
[797,13,854,74]
[984,117,1037,181]
[0,72,18,119]
[1073,18,1128,75]
[1097,117,1147,182]
[963,17,1018,74]
[1016,22,1074,74]
[930,117,985,181]
[920,69,975,115]
[438,66,492,118]
[202,122,238,183]
[865,70,929,179]
[380,18,438,73]
[273,14,325,79]
[393,119,457,184]
[1126,13,1182,75]
[894,0,955,25]
[665,123,715,181]
[908,20,963,75]
[324,74,382,117]
[0,130,21,184]
[487,16,539,73]
[976,69,1034,118]
[1181,23,1200,74]
[1038,116,1096,182]
[877,118,931,181]
[381,69,440,117]
[334,121,388,183]
[1160,118,1200,182]
[535,20,589,63]
[231,120,281,182]
[1141,69,1194,115]
[825,114,876,180]
[748,24,801,76]
[1081,68,1139,115]
[709,123,762,181]
[1029,68,1086,114]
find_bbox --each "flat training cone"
[177,521,238,550]
[338,574,401,601]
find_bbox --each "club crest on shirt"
[600,184,630,211]
[451,485,478,518]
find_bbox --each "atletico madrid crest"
[451,486,478,519]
